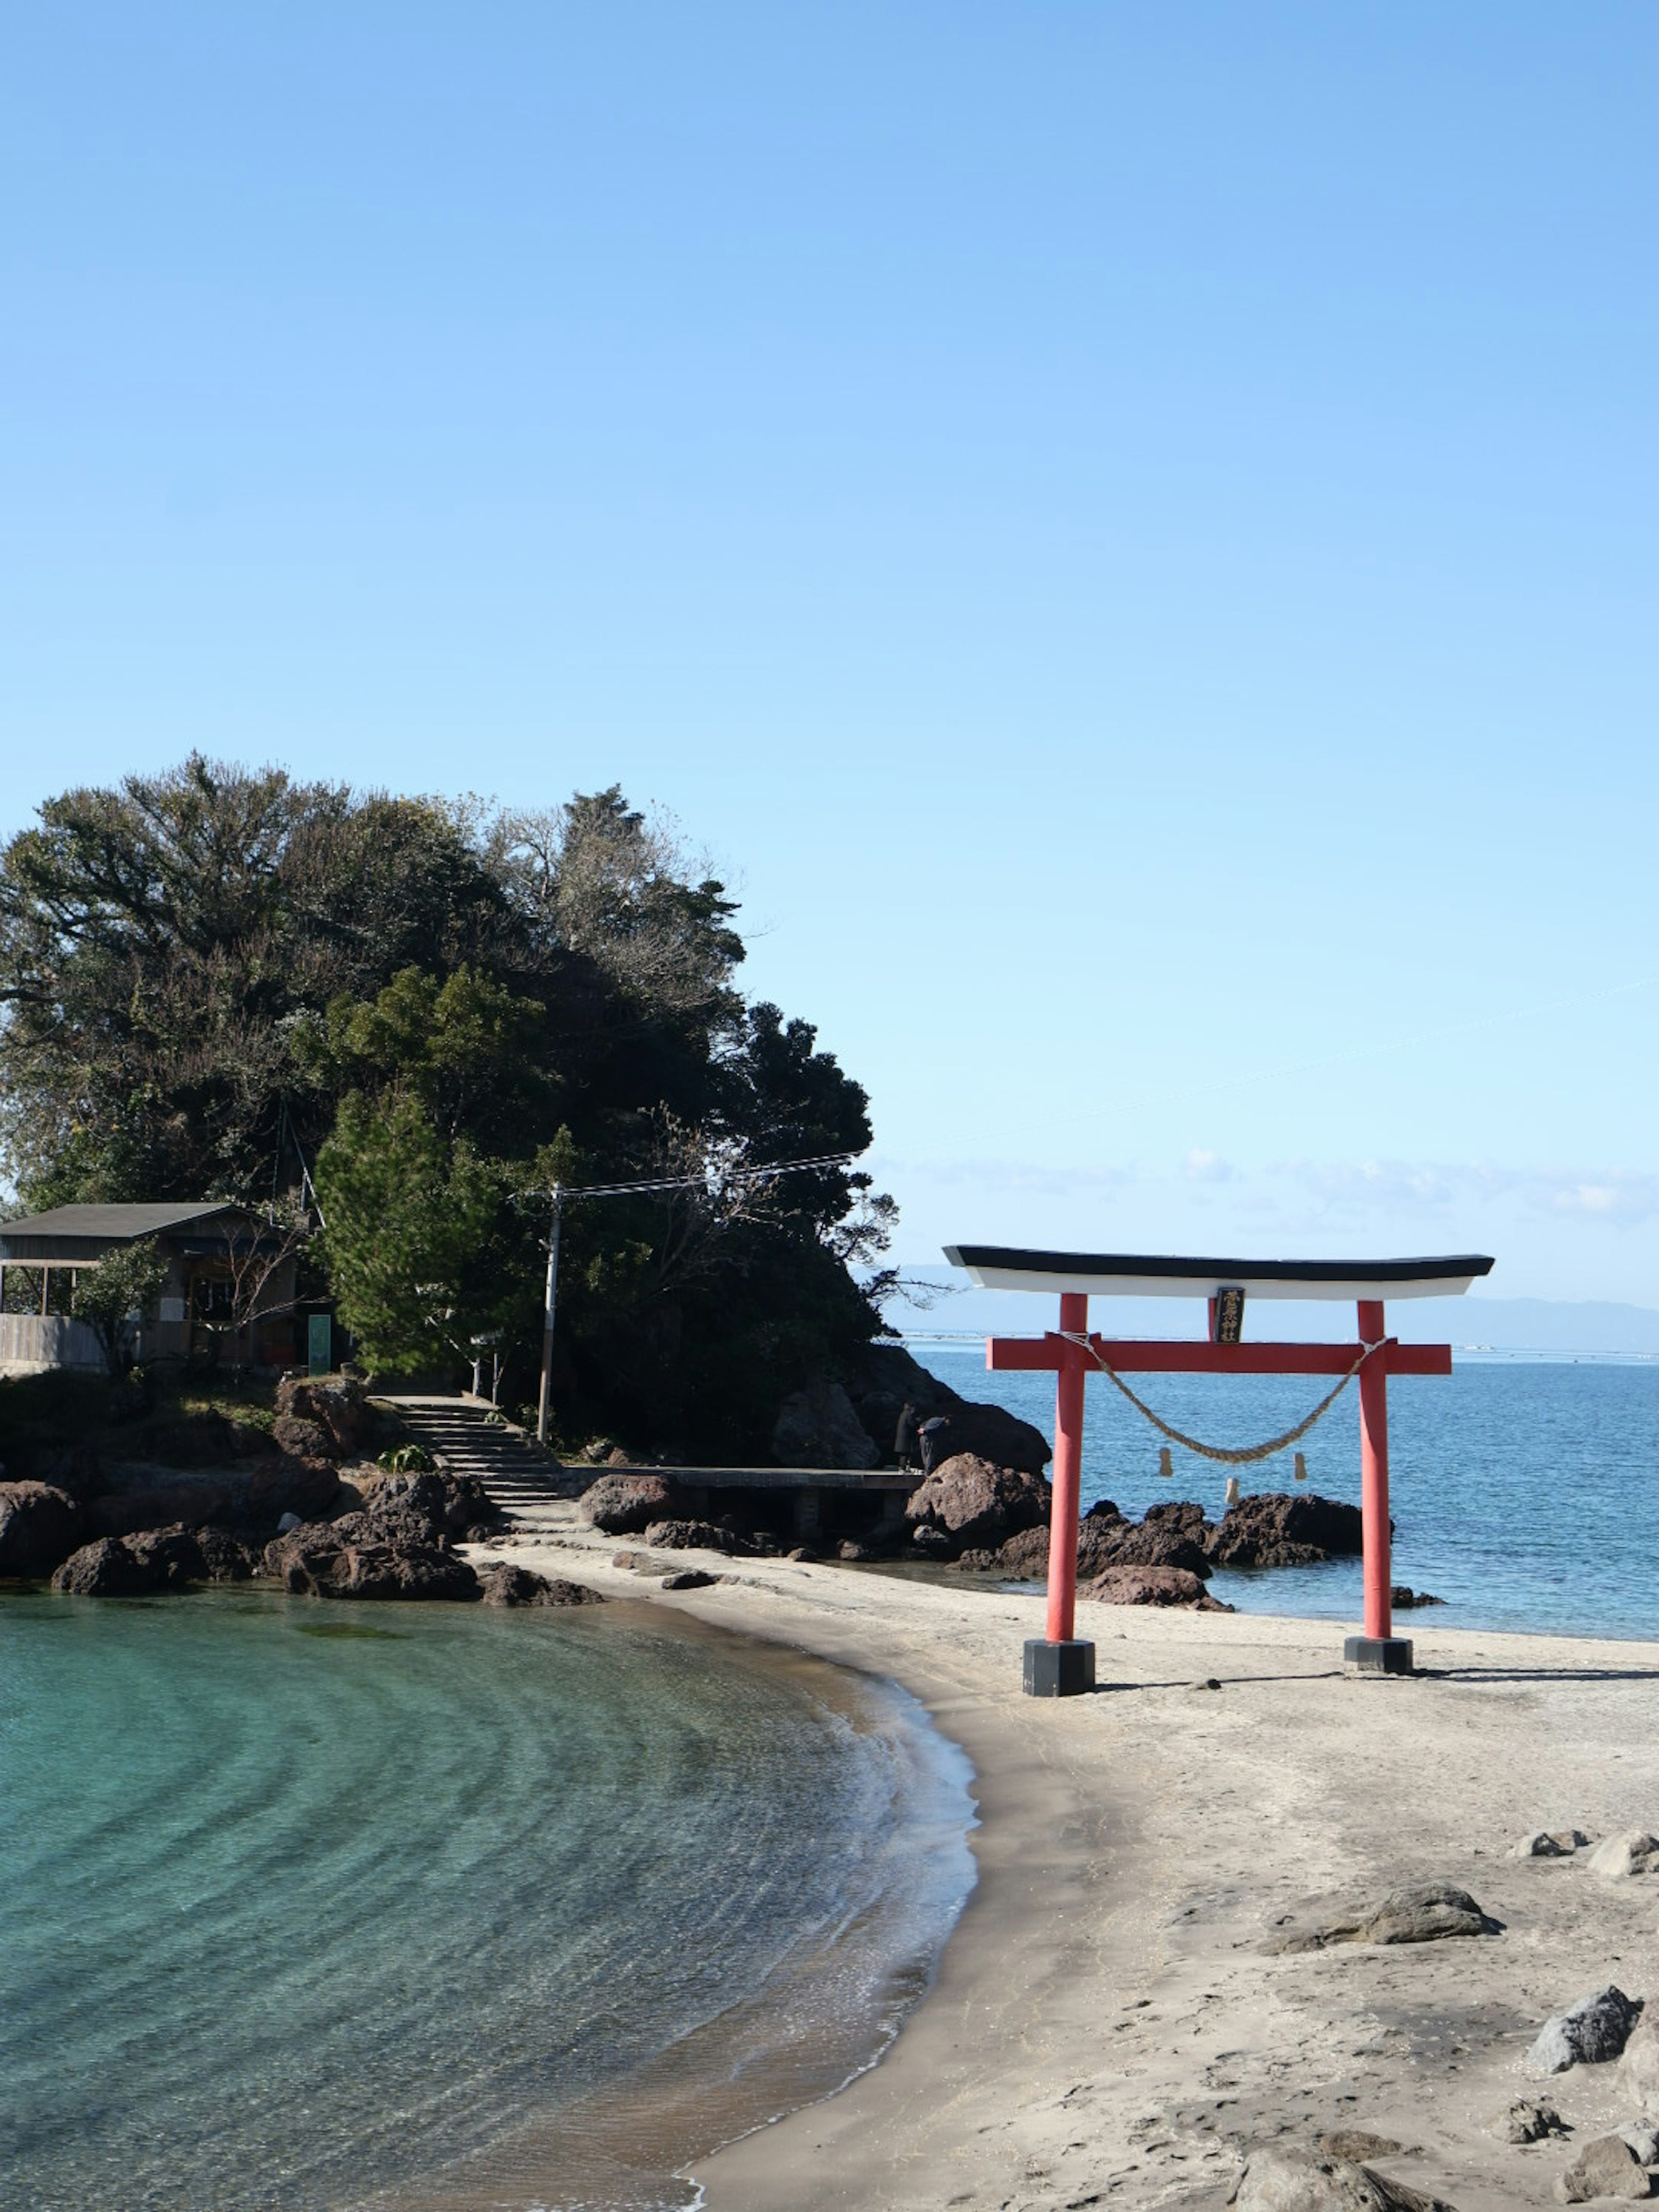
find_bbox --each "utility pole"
[535,1183,563,1445]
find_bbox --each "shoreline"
[485,1513,1659,2212]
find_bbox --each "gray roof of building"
[0,1201,238,1244]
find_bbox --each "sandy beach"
[474,1510,1659,2212]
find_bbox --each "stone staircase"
[377,1394,579,1540]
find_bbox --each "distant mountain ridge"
[884,1265,1659,1356]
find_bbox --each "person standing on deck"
[918,1414,951,1475]
[893,1402,919,1471]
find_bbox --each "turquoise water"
[919,1344,1659,1639]
[0,1591,974,2212]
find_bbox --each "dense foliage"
[0,758,892,1452]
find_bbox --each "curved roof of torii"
[944,1246,1495,1301]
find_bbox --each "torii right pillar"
[1346,1297,1414,1675]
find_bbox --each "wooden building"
[0,1202,304,1375]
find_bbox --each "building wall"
[0,1313,105,1376]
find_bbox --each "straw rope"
[1058,1332,1386,1466]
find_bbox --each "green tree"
[315,1092,509,1376]
[74,1238,168,1377]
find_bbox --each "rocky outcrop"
[1083,1517,1213,1577]
[1527,1987,1644,2075]
[578,1472,680,1534]
[1265,1881,1498,1955]
[1391,1586,1444,1609]
[771,1382,880,1471]
[1205,1491,1365,1567]
[1079,1564,1230,1609]
[262,1517,479,1601]
[0,1481,81,1576]
[903,1453,1050,1556]
[1510,1829,1592,1859]
[839,1340,1052,1477]
[1233,2144,1457,2211]
[476,1561,604,1607]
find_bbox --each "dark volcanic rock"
[361,1470,500,1545]
[121,1525,208,1588]
[1392,1585,1444,1609]
[578,1472,679,1535]
[1085,1517,1213,1576]
[52,1536,157,1595]
[904,1453,1050,1554]
[771,1381,880,1470]
[1080,1564,1231,1609]
[840,1340,1052,1477]
[271,1413,334,1462]
[262,1519,480,1600]
[642,1518,754,1556]
[916,1403,1052,1479]
[1205,1491,1364,1568]
[274,1374,374,1456]
[661,1568,721,1590]
[247,1455,343,1524]
[194,1524,256,1581]
[0,1481,81,1576]
[86,1483,232,1539]
[476,1561,604,1607]
[51,1529,206,1595]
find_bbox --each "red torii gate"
[944,1246,1494,1696]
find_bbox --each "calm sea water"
[916,1344,1659,1640]
[0,1591,974,2212]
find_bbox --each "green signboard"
[307,1314,332,1377]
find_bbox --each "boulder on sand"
[1554,2134,1653,2203]
[476,1561,604,1607]
[1527,1986,1643,2075]
[1588,1830,1659,1881]
[1206,1491,1364,1568]
[642,1518,755,1557]
[1265,1881,1498,1955]
[578,1472,679,1534]
[1232,2143,1458,2210]
[1080,1564,1231,1610]
[0,1481,81,1576]
[903,1453,1050,1555]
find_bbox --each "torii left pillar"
[1023,1291,1096,1697]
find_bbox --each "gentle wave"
[0,1591,975,2212]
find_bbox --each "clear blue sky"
[3,6,1656,1300]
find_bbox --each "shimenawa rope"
[1056,1331,1387,1466]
